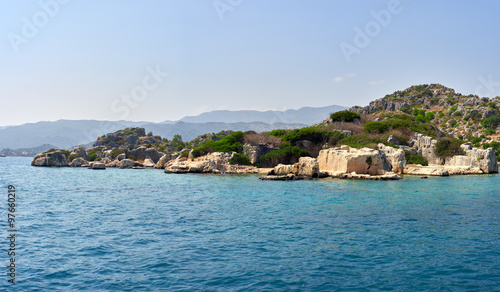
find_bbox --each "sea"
[0,157,499,291]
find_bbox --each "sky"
[1,0,500,126]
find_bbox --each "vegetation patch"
[277,126,344,144]
[404,150,428,166]
[330,110,360,122]
[259,146,311,167]
[110,148,126,159]
[338,134,385,149]
[87,150,98,161]
[228,153,251,165]
[68,153,81,162]
[192,131,245,157]
[434,137,465,157]
[363,121,389,133]
[481,114,500,129]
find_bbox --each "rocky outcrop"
[386,135,400,145]
[128,147,164,163]
[273,164,295,175]
[330,172,401,180]
[409,133,444,165]
[69,157,88,167]
[295,157,320,177]
[317,146,392,176]
[259,173,312,181]
[268,157,320,178]
[404,166,449,176]
[31,151,68,167]
[378,144,406,174]
[164,152,234,174]
[117,153,126,161]
[71,146,88,160]
[143,158,155,168]
[408,134,498,174]
[243,143,276,164]
[119,159,136,169]
[154,153,179,169]
[444,144,498,173]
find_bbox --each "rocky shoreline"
[31,131,498,181]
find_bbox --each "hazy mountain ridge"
[179,105,347,124]
[0,105,344,153]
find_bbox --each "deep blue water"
[1,157,499,291]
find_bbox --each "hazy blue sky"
[1,0,500,126]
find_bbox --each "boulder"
[154,153,178,169]
[119,159,136,169]
[128,147,164,163]
[378,144,406,174]
[71,146,87,160]
[317,146,392,175]
[387,135,400,145]
[69,157,88,167]
[296,157,319,178]
[272,164,295,175]
[259,173,311,181]
[117,153,126,161]
[31,151,68,167]
[143,158,155,168]
[105,159,120,168]
[145,148,164,163]
[164,152,234,174]
[91,162,106,170]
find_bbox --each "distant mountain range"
[178,105,346,124]
[0,105,346,154]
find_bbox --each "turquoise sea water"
[0,157,499,291]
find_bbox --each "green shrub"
[434,137,465,157]
[438,111,444,118]
[330,110,360,122]
[449,119,457,127]
[400,106,410,114]
[385,114,438,137]
[484,127,496,135]
[175,144,184,152]
[147,131,153,136]
[470,137,482,144]
[404,150,428,166]
[268,129,290,137]
[338,134,385,149]
[482,141,500,161]
[424,111,435,122]
[416,114,425,123]
[259,146,311,167]
[128,154,137,161]
[68,153,81,162]
[280,127,344,144]
[228,153,251,165]
[192,131,245,157]
[111,148,126,159]
[88,150,98,161]
[363,121,389,133]
[481,114,500,129]
[180,152,189,158]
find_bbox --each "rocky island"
[32,84,500,180]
